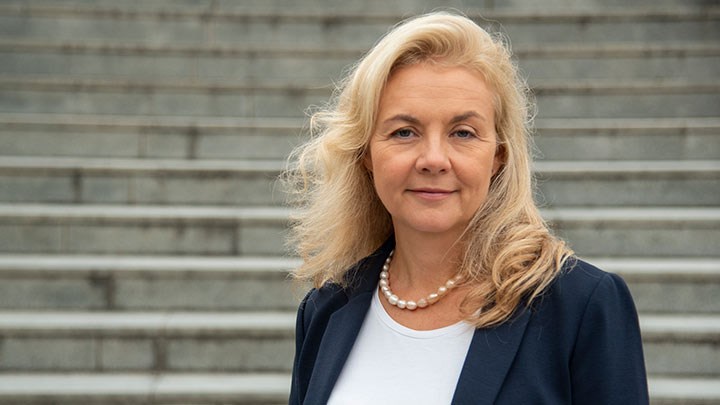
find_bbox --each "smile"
[408,188,456,201]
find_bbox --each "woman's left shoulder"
[556,257,631,295]
[536,257,637,314]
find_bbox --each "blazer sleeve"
[570,272,649,404]
[289,289,314,405]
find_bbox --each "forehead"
[378,63,496,118]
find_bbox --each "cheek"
[459,156,496,193]
[373,162,400,193]
[370,157,409,205]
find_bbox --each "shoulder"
[528,257,638,331]
[298,282,345,330]
[520,256,644,366]
[561,258,640,326]
[297,255,376,327]
[545,257,633,306]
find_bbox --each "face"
[365,62,503,240]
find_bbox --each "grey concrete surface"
[0,0,717,402]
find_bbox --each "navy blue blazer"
[289,238,649,404]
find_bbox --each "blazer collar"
[303,238,393,404]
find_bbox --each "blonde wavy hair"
[285,11,573,328]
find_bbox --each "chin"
[398,218,467,236]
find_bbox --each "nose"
[415,136,450,174]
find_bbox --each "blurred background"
[0,0,718,403]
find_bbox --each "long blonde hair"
[285,12,572,328]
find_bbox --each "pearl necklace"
[379,250,462,311]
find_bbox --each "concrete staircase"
[0,0,718,403]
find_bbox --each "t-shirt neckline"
[372,287,474,339]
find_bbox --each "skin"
[365,62,503,330]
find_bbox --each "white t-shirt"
[327,287,475,405]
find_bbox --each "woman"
[286,12,648,405]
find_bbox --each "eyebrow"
[382,114,421,126]
[449,111,486,124]
[381,111,486,127]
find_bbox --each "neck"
[390,229,464,292]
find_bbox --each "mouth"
[408,188,456,200]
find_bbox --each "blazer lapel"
[302,239,392,404]
[302,290,374,404]
[451,307,532,405]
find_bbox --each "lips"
[408,188,456,201]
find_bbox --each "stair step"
[588,257,720,279]
[0,77,718,118]
[0,254,300,273]
[0,312,716,375]
[0,311,295,373]
[642,315,720,376]
[649,377,720,405]
[0,156,717,206]
[533,81,720,119]
[587,258,720,313]
[0,156,288,206]
[0,203,290,222]
[0,77,329,118]
[0,40,359,82]
[0,311,295,334]
[1,41,718,81]
[3,156,718,174]
[535,117,720,161]
[2,4,717,19]
[0,204,717,256]
[0,112,303,160]
[0,156,284,173]
[0,254,717,312]
[0,204,289,256]
[0,0,714,12]
[2,113,718,160]
[0,112,304,130]
[0,373,290,404]
[2,39,718,57]
[0,255,302,311]
[0,373,716,404]
[0,5,717,48]
[642,314,720,340]
[535,160,720,207]
[542,207,719,258]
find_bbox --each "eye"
[390,128,415,139]
[453,129,476,139]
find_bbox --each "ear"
[363,149,373,173]
[492,144,505,176]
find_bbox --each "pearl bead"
[397,300,407,309]
[383,264,389,271]
[428,293,439,303]
[384,289,392,298]
[406,301,417,310]
[437,286,447,296]
[381,285,389,293]
[446,279,456,289]
[380,271,388,279]
[388,295,399,305]
[417,298,428,308]
[379,279,388,288]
